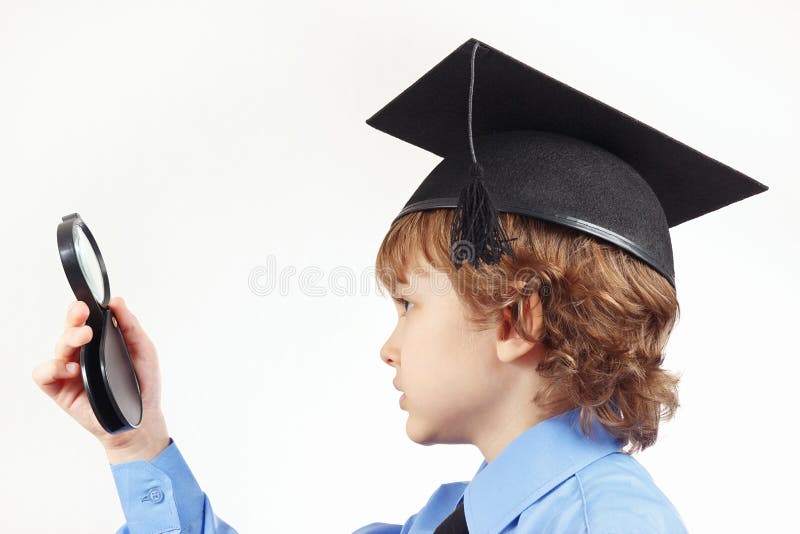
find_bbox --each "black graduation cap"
[366,38,768,288]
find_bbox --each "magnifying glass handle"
[82,307,142,433]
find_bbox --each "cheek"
[401,332,448,398]
[403,321,496,408]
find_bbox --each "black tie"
[433,498,469,534]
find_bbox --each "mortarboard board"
[366,38,768,289]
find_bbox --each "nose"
[380,331,401,369]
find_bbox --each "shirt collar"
[461,406,623,534]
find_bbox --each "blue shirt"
[110,438,236,534]
[110,408,687,533]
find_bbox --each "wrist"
[104,431,171,465]
[100,412,170,464]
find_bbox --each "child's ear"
[495,292,545,364]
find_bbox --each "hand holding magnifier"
[56,213,143,434]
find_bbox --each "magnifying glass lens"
[73,225,106,303]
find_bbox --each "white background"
[1,1,798,532]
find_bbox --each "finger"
[64,300,90,329]
[32,359,81,390]
[54,325,93,361]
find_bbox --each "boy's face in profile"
[380,259,546,454]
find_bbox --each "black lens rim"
[57,213,110,312]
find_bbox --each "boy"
[33,38,766,533]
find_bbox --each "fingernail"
[66,362,79,373]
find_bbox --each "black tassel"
[450,162,517,270]
[450,41,517,270]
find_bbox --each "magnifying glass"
[56,213,142,434]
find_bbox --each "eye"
[393,297,414,314]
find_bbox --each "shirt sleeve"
[110,437,237,534]
[352,512,419,534]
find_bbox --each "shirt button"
[142,487,165,504]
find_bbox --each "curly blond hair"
[375,208,681,454]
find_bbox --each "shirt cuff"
[111,438,206,534]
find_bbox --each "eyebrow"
[388,266,432,298]
[389,284,408,298]
[390,280,414,296]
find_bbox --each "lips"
[394,381,406,408]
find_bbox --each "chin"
[405,409,474,446]
[405,416,439,446]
